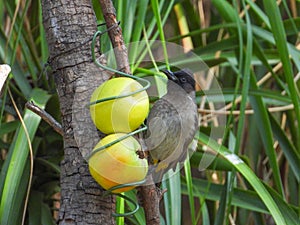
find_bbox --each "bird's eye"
[180,77,187,82]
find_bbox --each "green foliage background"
[0,0,299,224]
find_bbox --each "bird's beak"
[163,70,178,82]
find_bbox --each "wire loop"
[105,179,146,217]
[90,26,151,107]
[87,127,147,217]
[86,126,147,160]
[112,193,140,217]
[103,179,146,196]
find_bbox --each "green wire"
[86,126,148,160]
[103,179,146,197]
[91,30,151,106]
[112,193,141,217]
[90,28,152,218]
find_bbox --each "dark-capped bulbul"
[144,69,198,181]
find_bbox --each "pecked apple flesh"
[88,133,148,193]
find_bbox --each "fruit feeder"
[86,26,152,217]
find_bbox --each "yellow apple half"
[90,77,149,134]
[88,133,148,193]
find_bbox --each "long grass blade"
[162,170,181,225]
[183,156,196,225]
[150,0,169,69]
[0,88,50,225]
[262,0,300,146]
[116,195,125,225]
[263,0,300,148]
[234,0,252,154]
[198,132,287,225]
[269,113,300,182]
[249,72,285,197]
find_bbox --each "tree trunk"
[42,1,116,224]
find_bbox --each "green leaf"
[162,170,181,225]
[262,0,300,143]
[0,88,50,225]
[0,31,32,98]
[150,0,169,69]
[120,0,137,44]
[28,191,43,225]
[183,156,196,225]
[211,0,237,23]
[41,202,55,225]
[116,195,125,225]
[234,0,252,155]
[0,121,19,136]
[269,114,300,182]
[190,151,233,171]
[249,73,284,197]
[181,178,268,214]
[124,190,146,225]
[198,132,288,225]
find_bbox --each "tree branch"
[98,0,131,74]
[138,178,163,225]
[98,1,162,224]
[25,101,64,136]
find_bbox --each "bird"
[144,68,198,182]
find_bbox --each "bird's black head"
[163,69,195,93]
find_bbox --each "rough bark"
[42,1,115,224]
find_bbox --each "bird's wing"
[144,98,182,162]
[144,116,167,150]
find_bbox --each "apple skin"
[90,77,149,134]
[88,133,148,193]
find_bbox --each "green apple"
[88,133,148,193]
[90,77,149,134]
